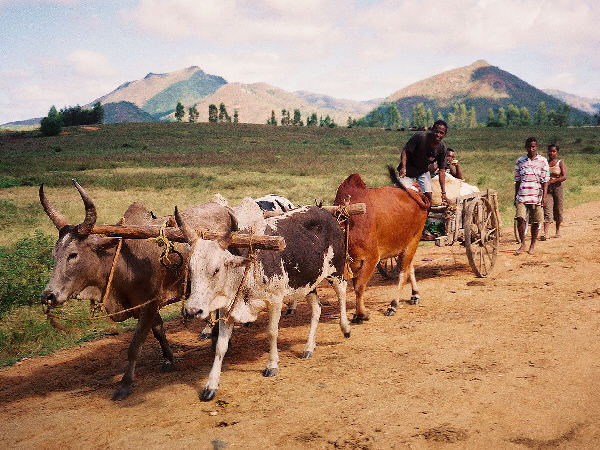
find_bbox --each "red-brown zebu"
[333,168,429,322]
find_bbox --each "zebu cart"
[377,189,500,279]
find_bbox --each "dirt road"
[2,201,600,449]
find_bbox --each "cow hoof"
[262,367,278,377]
[301,351,312,359]
[199,332,212,340]
[160,360,176,373]
[112,384,133,401]
[285,308,296,316]
[384,308,396,316]
[409,297,420,305]
[351,314,368,324]
[200,387,217,401]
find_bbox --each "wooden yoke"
[90,225,286,251]
[321,203,366,216]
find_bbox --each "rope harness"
[332,205,354,280]
[205,236,258,327]
[45,218,189,330]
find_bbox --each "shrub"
[0,231,55,316]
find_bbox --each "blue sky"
[1,0,599,124]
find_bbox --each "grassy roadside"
[1,123,598,365]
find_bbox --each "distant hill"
[160,82,377,125]
[385,60,589,123]
[88,66,226,117]
[103,101,158,124]
[543,89,600,115]
[1,117,42,127]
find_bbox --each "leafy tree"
[268,110,277,125]
[320,115,335,127]
[347,116,353,128]
[188,105,199,123]
[486,108,496,127]
[547,109,557,126]
[555,103,571,127]
[458,104,468,129]
[92,102,104,124]
[174,102,185,122]
[412,103,427,128]
[233,109,239,124]
[218,103,230,122]
[40,105,62,136]
[520,107,531,126]
[436,111,445,122]
[507,104,521,127]
[387,103,401,129]
[209,104,218,123]
[446,112,456,129]
[593,113,600,126]
[426,107,433,128]
[497,107,507,127]
[307,112,318,126]
[468,106,478,128]
[535,101,548,126]
[292,109,303,126]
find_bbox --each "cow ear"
[227,255,251,268]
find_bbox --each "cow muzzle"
[182,305,204,320]
[41,290,59,307]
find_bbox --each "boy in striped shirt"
[514,136,549,255]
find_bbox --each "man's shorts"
[404,172,433,194]
[516,202,544,224]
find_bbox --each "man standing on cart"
[514,136,549,255]
[398,120,450,206]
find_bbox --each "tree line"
[40,102,104,136]
[174,101,239,123]
[266,109,336,127]
[349,101,597,130]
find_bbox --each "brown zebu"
[40,181,236,400]
[334,170,429,322]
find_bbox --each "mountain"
[385,60,589,122]
[102,101,158,123]
[159,82,377,125]
[88,66,227,117]
[543,89,600,115]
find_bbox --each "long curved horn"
[72,179,97,235]
[39,184,69,230]
[174,206,198,244]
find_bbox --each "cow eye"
[213,267,220,276]
[67,252,77,262]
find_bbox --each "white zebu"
[176,205,351,401]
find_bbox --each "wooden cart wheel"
[376,256,401,280]
[464,197,499,277]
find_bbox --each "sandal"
[539,235,546,241]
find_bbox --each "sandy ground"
[1,201,600,449]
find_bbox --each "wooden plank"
[90,225,285,251]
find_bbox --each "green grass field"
[1,122,599,365]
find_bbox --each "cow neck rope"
[45,220,191,329]
[333,206,354,279]
[207,241,258,327]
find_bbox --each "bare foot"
[514,246,526,255]
[527,246,536,255]
[554,233,562,238]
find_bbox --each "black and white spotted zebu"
[176,205,351,401]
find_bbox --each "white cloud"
[67,50,118,78]
[125,0,345,44]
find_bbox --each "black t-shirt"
[401,131,447,177]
